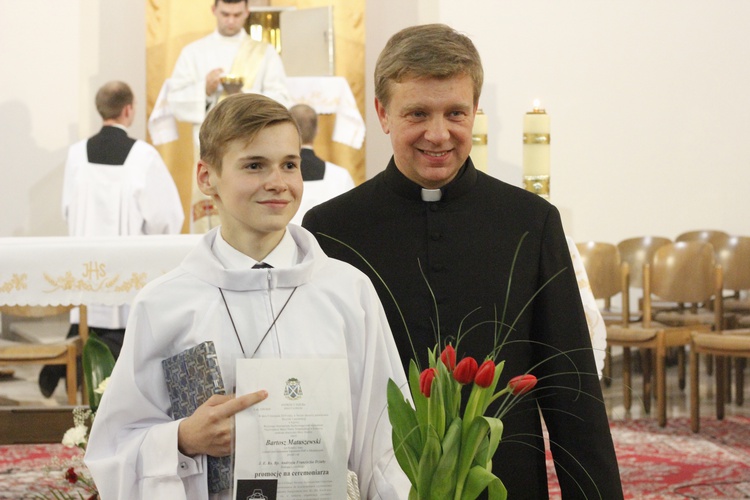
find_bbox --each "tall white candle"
[522,100,550,197]
[471,109,488,172]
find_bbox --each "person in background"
[163,0,291,232]
[302,24,623,498]
[289,103,355,225]
[85,93,409,499]
[39,81,184,398]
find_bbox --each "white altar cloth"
[285,76,365,149]
[0,235,201,307]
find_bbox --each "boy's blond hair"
[199,94,299,172]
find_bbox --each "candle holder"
[522,102,550,199]
[522,175,550,198]
[471,109,488,172]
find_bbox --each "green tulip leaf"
[461,465,506,500]
[417,425,441,498]
[429,416,462,499]
[387,378,420,485]
[82,331,115,411]
[454,415,491,499]
[429,377,446,441]
[408,360,429,444]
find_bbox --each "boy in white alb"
[85,94,410,500]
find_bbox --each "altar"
[0,234,201,308]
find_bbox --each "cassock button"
[429,203,439,212]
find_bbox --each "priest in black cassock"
[303,24,623,499]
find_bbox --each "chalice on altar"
[220,74,244,95]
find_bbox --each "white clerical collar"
[110,124,128,132]
[421,188,442,202]
[213,229,298,269]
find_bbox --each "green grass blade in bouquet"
[387,378,420,485]
[429,416,462,499]
[82,330,115,412]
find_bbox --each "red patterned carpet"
[1,417,749,498]
[548,416,750,499]
[0,444,91,499]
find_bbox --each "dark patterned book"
[162,341,231,493]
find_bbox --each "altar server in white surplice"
[85,94,409,500]
[163,0,291,233]
[289,104,355,225]
[39,81,184,398]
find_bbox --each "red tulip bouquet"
[387,343,537,500]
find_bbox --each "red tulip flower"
[474,360,496,388]
[419,367,438,397]
[508,374,537,395]
[65,467,79,484]
[440,344,457,371]
[453,357,479,385]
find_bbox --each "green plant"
[82,331,115,411]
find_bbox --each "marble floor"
[602,351,750,422]
[1,350,749,424]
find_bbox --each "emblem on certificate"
[234,358,351,500]
[283,377,303,400]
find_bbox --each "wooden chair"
[606,241,722,426]
[0,305,88,404]
[690,329,750,432]
[576,242,625,384]
[717,236,750,314]
[617,236,672,316]
[576,242,623,325]
[614,236,673,390]
[676,229,731,251]
[617,236,672,290]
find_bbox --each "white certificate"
[233,358,351,500]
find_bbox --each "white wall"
[0,0,145,237]
[365,0,750,243]
[2,1,748,244]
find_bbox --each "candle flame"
[533,99,541,112]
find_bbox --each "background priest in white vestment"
[158,0,292,233]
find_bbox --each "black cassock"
[303,158,623,499]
